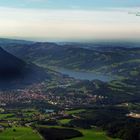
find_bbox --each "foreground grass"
[71,128,120,140]
[0,127,42,140]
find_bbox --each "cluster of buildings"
[0,82,107,108]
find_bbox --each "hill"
[3,42,140,78]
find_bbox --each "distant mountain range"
[0,38,34,46]
[2,41,140,78]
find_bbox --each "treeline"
[36,127,83,140]
[69,107,140,140]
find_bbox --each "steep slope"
[0,47,26,79]
[0,47,50,89]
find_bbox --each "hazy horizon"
[0,0,140,41]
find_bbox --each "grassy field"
[0,109,39,121]
[0,113,14,120]
[0,113,29,121]
[0,127,42,140]
[71,128,120,140]
[65,109,85,115]
[59,119,71,124]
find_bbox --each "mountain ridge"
[0,47,50,90]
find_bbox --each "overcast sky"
[0,0,140,41]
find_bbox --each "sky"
[0,0,140,42]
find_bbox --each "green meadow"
[0,113,14,120]
[65,109,85,115]
[71,129,120,140]
[0,127,42,140]
[59,119,71,125]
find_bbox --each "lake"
[45,109,54,113]
[56,68,114,82]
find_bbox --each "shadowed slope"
[0,47,50,89]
